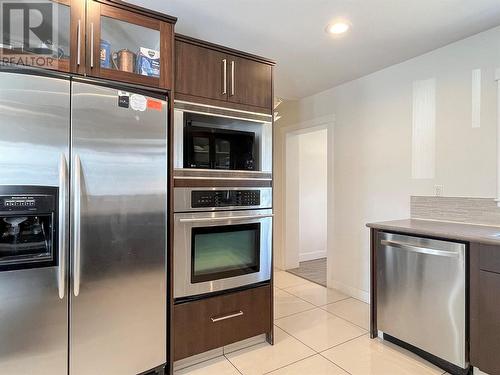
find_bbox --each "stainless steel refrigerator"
[0,71,167,374]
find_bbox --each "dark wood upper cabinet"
[175,40,228,101]
[0,0,81,73]
[227,55,273,109]
[175,35,275,114]
[1,0,175,89]
[86,0,175,89]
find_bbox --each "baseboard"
[173,348,223,371]
[328,279,370,303]
[299,251,326,262]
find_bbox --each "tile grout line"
[317,351,354,375]
[261,353,318,375]
[274,305,318,321]
[275,302,367,335]
[272,323,368,360]
[319,305,370,331]
[278,284,351,309]
[316,332,371,375]
[270,325,320,354]
[223,353,244,375]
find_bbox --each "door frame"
[274,115,335,283]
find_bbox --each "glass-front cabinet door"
[0,0,84,73]
[87,1,173,89]
[191,223,261,283]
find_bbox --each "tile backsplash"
[411,196,500,226]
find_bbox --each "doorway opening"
[284,127,328,286]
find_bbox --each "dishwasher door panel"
[377,232,466,368]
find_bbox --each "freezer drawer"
[377,232,466,369]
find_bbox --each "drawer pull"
[210,310,244,323]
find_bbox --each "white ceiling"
[131,0,500,99]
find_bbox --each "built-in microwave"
[173,187,273,300]
[174,101,273,175]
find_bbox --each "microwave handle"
[179,214,274,223]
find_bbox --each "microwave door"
[186,128,212,169]
[214,136,231,170]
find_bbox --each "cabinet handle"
[76,19,81,66]
[90,22,94,68]
[230,60,235,96]
[222,59,227,95]
[210,311,244,323]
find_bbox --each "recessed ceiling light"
[326,21,351,35]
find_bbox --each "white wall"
[275,25,500,300]
[283,133,300,269]
[298,130,328,261]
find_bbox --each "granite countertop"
[366,219,500,246]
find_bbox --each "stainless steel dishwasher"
[377,232,467,372]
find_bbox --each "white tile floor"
[175,271,447,375]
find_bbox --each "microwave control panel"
[192,190,261,208]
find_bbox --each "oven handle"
[179,214,274,223]
[58,153,67,299]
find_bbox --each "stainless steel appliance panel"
[377,232,466,368]
[0,72,69,374]
[70,82,167,374]
[174,209,272,298]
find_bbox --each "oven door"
[174,209,272,299]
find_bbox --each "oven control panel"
[0,194,55,213]
[192,190,261,208]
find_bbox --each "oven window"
[191,223,260,283]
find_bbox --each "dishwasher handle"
[381,239,460,258]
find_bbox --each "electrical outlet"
[434,185,444,197]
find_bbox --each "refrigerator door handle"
[58,153,67,299]
[73,154,82,297]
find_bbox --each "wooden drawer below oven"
[173,285,272,361]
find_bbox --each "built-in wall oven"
[173,101,273,175]
[173,187,272,300]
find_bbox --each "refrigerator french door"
[70,80,167,375]
[0,72,70,374]
[0,71,167,374]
